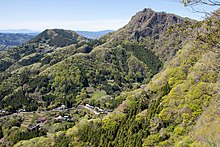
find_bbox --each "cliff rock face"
[111,8,185,41]
[106,8,189,63]
[129,8,184,39]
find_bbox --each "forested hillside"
[0,33,36,50]
[0,9,185,114]
[0,7,219,147]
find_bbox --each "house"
[95,107,104,112]
[54,115,72,122]
[85,104,94,109]
[0,110,8,114]
[37,118,48,125]
[54,116,64,121]
[53,105,66,110]
[60,105,66,109]
[0,110,9,117]
[18,109,26,113]
[64,116,72,122]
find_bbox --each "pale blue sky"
[0,0,218,31]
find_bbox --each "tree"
[168,0,220,50]
[0,126,3,138]
[182,0,220,6]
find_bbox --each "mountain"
[0,29,40,34]
[106,8,189,63]
[0,29,90,72]
[30,29,89,47]
[1,8,186,112]
[62,10,218,147]
[0,8,219,147]
[0,30,112,50]
[76,30,114,39]
[0,33,37,50]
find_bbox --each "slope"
[0,29,92,112]
[13,9,220,147]
[0,8,187,114]
[104,8,190,63]
[10,8,214,147]
[59,12,219,146]
[30,29,87,47]
[0,33,36,50]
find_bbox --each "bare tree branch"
[182,0,220,6]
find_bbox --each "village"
[28,103,112,130]
[0,103,112,133]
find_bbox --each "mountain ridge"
[29,29,89,47]
[0,33,36,50]
[0,8,219,146]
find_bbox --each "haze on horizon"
[0,0,218,31]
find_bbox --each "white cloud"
[0,19,129,31]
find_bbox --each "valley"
[0,5,219,147]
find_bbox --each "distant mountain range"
[0,29,114,39]
[0,30,113,50]
[76,30,114,39]
[0,33,36,50]
[0,29,40,34]
[0,29,113,51]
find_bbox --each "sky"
[0,0,218,31]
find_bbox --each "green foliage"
[159,107,176,123]
[185,82,212,116]
[174,126,185,136]
[49,11,220,147]
[167,67,187,88]
[10,128,46,144]
[30,29,88,47]
[143,134,161,147]
[0,8,220,147]
[122,41,162,74]
[52,122,74,132]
